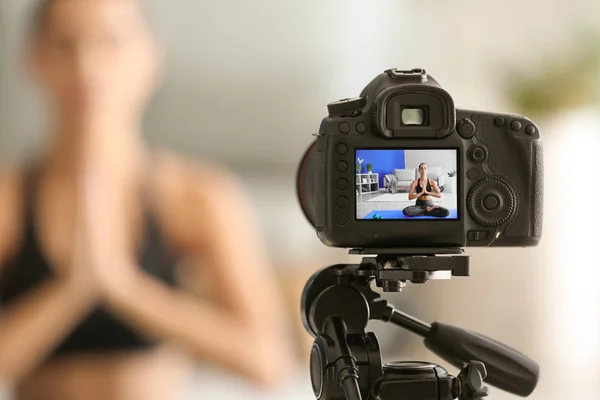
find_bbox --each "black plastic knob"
[458,361,489,400]
[327,97,366,116]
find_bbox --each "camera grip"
[468,112,544,244]
[424,322,539,397]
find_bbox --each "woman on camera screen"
[403,163,450,218]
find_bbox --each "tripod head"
[301,249,539,400]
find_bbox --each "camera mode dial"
[327,97,366,116]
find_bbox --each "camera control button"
[356,122,367,134]
[494,117,506,127]
[339,122,351,134]
[483,194,500,211]
[336,161,348,172]
[468,231,489,241]
[336,196,348,208]
[336,143,348,155]
[468,146,487,163]
[336,179,348,190]
[467,169,479,180]
[457,118,476,139]
[510,120,522,131]
[336,214,348,225]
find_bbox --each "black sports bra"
[415,179,433,196]
[0,167,179,356]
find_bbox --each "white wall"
[0,0,416,166]
[404,149,456,176]
[3,0,600,167]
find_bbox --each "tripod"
[301,248,539,400]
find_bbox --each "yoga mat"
[362,209,458,220]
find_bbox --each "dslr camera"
[298,68,543,249]
[296,69,543,400]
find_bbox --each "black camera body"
[298,68,543,248]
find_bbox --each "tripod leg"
[323,317,363,400]
[341,378,362,400]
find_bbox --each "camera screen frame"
[354,147,461,222]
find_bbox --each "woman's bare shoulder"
[150,150,242,201]
[0,167,22,218]
[0,167,23,267]
[148,151,248,248]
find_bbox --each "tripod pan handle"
[424,323,539,397]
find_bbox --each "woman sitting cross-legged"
[402,163,450,218]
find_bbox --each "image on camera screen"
[355,149,458,220]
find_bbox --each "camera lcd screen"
[355,149,458,220]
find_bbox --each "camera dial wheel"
[328,97,367,117]
[467,178,516,227]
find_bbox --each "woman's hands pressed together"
[0,149,144,383]
[70,134,149,304]
[80,171,127,286]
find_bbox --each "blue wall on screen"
[355,150,405,187]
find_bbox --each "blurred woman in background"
[0,0,293,399]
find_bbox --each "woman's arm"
[426,179,443,199]
[93,157,295,388]
[0,171,98,385]
[0,170,18,268]
[0,278,97,384]
[407,180,423,200]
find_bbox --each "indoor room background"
[354,149,457,188]
[2,0,600,399]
